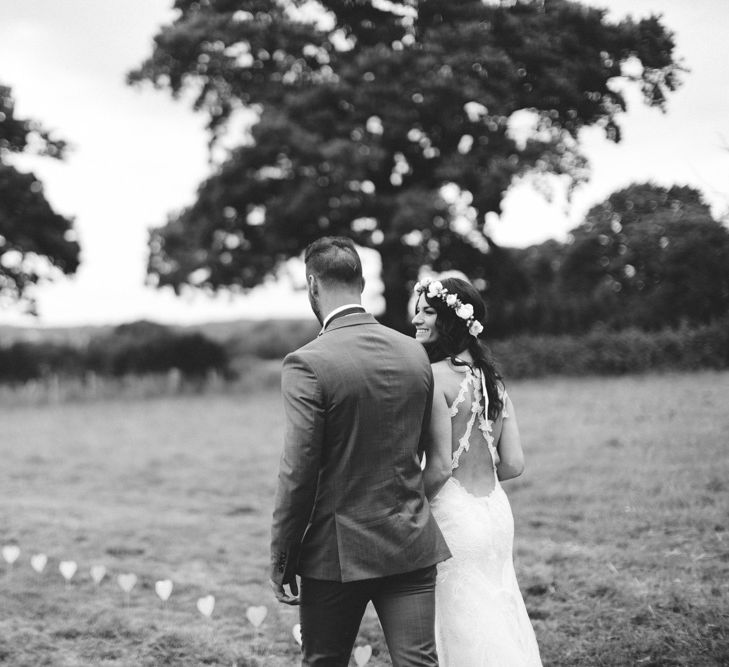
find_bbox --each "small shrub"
[0,341,86,383]
[224,318,319,359]
[86,321,231,379]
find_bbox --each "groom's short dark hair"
[305,236,364,289]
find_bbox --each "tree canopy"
[560,183,729,329]
[0,83,80,312]
[506,183,729,334]
[130,0,682,330]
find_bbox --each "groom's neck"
[318,289,363,322]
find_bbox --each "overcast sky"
[0,0,727,327]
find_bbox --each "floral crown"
[414,278,484,338]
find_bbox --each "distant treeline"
[490,318,729,378]
[0,321,231,384]
[1,316,728,385]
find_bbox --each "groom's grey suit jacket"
[271,312,451,584]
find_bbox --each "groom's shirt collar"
[320,303,366,334]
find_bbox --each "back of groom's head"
[305,236,364,290]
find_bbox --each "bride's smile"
[412,304,438,344]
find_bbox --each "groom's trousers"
[299,565,439,667]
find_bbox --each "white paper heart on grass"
[30,553,47,573]
[292,623,302,647]
[2,545,20,564]
[197,595,215,618]
[59,560,78,581]
[354,644,372,666]
[246,605,268,628]
[155,579,173,602]
[90,565,107,584]
[117,573,137,593]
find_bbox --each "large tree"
[0,84,79,313]
[130,0,681,330]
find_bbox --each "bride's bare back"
[432,355,523,498]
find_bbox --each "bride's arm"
[496,394,525,481]
[423,379,452,500]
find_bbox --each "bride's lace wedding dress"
[431,366,542,666]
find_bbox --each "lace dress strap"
[448,374,469,418]
[449,367,498,472]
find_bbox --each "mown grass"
[1,370,728,666]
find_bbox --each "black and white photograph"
[0,1,727,665]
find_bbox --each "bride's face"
[412,298,439,344]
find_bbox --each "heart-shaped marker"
[2,545,20,564]
[354,645,372,666]
[246,605,268,628]
[292,623,302,647]
[90,565,107,584]
[197,595,215,618]
[155,579,173,602]
[59,560,77,581]
[117,573,137,593]
[30,553,47,573]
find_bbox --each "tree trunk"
[378,243,414,334]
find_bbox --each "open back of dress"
[447,367,507,498]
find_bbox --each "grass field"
[1,369,728,666]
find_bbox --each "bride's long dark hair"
[421,277,504,420]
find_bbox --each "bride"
[412,276,543,666]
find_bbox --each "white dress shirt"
[320,303,366,334]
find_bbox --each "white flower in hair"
[469,320,484,336]
[427,280,443,298]
[446,294,458,306]
[456,303,474,320]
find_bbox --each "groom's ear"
[307,274,318,294]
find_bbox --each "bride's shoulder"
[430,359,452,377]
[431,360,462,390]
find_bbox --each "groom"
[270,236,450,666]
